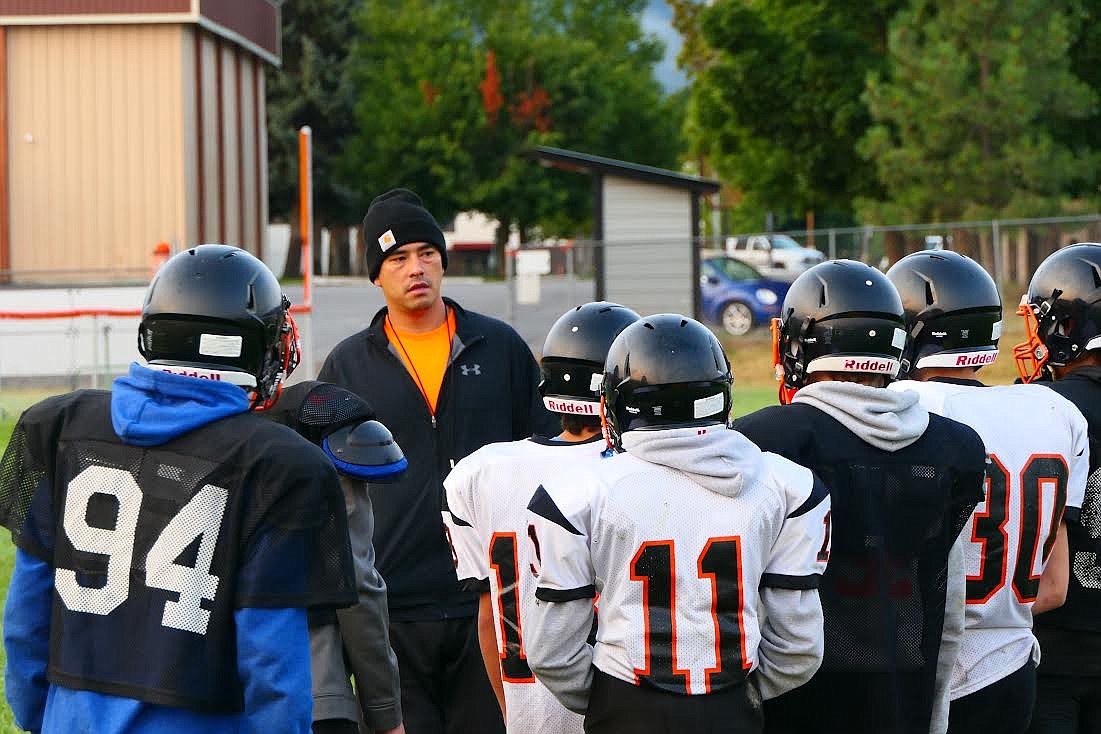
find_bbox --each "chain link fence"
[721,214,1101,288]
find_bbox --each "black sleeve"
[945,419,988,544]
[334,479,403,730]
[235,449,357,610]
[0,400,64,561]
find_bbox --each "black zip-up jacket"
[318,298,558,620]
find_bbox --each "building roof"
[0,0,282,64]
[525,145,720,194]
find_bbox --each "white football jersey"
[443,435,605,734]
[892,379,1089,699]
[528,427,831,696]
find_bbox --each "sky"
[642,0,689,93]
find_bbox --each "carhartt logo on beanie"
[362,189,448,280]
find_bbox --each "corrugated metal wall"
[602,176,694,316]
[7,24,187,279]
[190,29,263,256]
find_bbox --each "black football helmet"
[540,301,641,416]
[886,251,1002,375]
[1015,243,1101,382]
[773,259,906,403]
[138,244,300,410]
[602,314,732,449]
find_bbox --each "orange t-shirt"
[384,309,456,414]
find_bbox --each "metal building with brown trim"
[0,0,281,283]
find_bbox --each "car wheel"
[721,301,754,336]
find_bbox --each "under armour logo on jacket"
[460,363,481,376]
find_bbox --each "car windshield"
[770,235,802,249]
[709,258,762,281]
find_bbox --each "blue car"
[699,256,790,336]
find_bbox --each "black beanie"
[362,189,448,281]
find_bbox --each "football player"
[264,380,409,734]
[732,260,987,734]
[526,314,831,734]
[0,245,357,733]
[1015,243,1101,734]
[886,250,1087,734]
[442,301,640,734]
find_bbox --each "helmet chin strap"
[599,394,619,453]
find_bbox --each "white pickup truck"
[724,234,825,282]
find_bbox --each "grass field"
[0,317,1031,729]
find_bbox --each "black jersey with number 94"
[0,391,356,712]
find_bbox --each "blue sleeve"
[235,607,312,734]
[4,548,53,733]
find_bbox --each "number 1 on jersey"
[489,532,535,683]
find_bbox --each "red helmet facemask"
[253,308,301,412]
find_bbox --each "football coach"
[319,188,557,734]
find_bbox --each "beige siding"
[8,24,188,279]
[602,176,694,315]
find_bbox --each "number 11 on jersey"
[630,536,751,695]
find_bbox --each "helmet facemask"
[1014,244,1101,381]
[253,301,300,411]
[1013,293,1055,382]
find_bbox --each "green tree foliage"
[267,0,362,275]
[345,0,683,270]
[1057,0,1101,203]
[686,0,900,232]
[859,0,1098,223]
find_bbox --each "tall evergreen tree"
[685,0,900,233]
[859,0,1097,224]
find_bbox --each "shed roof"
[526,145,720,194]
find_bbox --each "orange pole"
[298,126,313,307]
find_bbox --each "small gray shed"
[527,145,720,318]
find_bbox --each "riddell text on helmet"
[158,367,221,380]
[842,358,895,373]
[544,397,598,414]
[955,352,998,366]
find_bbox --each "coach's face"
[374,242,444,314]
